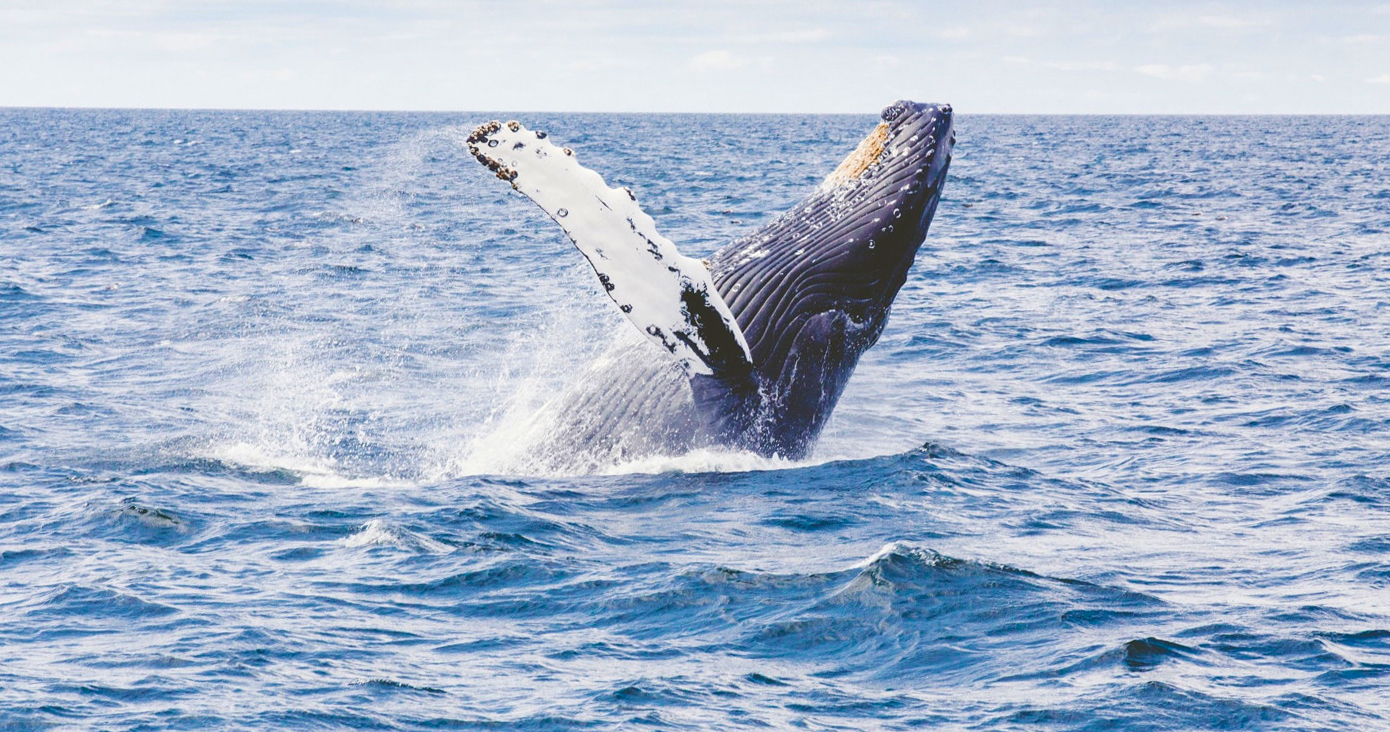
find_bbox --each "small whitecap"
[342,519,452,554]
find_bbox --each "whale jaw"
[466,101,954,466]
[708,101,955,458]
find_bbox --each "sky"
[2,0,1388,113]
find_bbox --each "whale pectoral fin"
[468,120,754,383]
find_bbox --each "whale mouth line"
[466,100,953,467]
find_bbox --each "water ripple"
[0,110,1387,730]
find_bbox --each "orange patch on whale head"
[822,122,889,188]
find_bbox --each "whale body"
[468,101,954,467]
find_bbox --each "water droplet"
[893,208,902,219]
[868,240,876,249]
[557,208,568,217]
[487,139,499,148]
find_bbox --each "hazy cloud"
[1004,24,1046,38]
[736,28,831,44]
[565,57,632,72]
[1197,15,1266,29]
[1,0,1387,113]
[1151,12,1272,32]
[1135,63,1215,82]
[687,50,747,71]
[1005,56,1120,72]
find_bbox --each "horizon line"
[3,104,1389,117]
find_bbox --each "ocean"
[1,109,1387,730]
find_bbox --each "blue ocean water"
[1,108,1388,730]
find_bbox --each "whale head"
[709,100,955,457]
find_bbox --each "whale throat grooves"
[465,100,954,463]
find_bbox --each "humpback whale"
[468,100,954,466]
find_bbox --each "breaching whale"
[468,100,954,466]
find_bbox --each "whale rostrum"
[469,101,955,464]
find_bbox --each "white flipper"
[468,121,752,379]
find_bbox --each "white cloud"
[1055,60,1119,72]
[752,28,830,43]
[153,31,214,52]
[565,57,631,72]
[1135,63,1214,82]
[1197,15,1264,29]
[1004,24,1045,38]
[1,0,1388,113]
[74,27,222,52]
[687,50,746,71]
[725,28,831,44]
[1006,56,1120,72]
[1151,12,1270,32]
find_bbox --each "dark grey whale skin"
[547,101,955,467]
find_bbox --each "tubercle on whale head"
[819,101,953,191]
[711,100,954,326]
[784,100,954,316]
[702,101,955,458]
[835,100,954,295]
[871,100,954,203]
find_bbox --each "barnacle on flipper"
[467,120,501,144]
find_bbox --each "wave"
[340,518,453,554]
[203,441,412,489]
